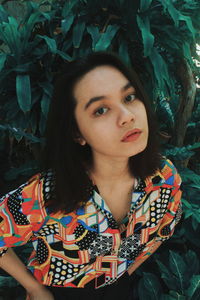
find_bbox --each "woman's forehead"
[73,65,132,100]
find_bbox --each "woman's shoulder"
[0,169,55,204]
[27,169,55,185]
[158,156,182,187]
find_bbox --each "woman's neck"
[87,167,134,191]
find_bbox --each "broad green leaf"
[0,54,6,71]
[168,291,186,300]
[61,15,74,34]
[27,1,39,11]
[14,62,32,73]
[156,259,172,279]
[184,210,193,219]
[188,184,200,190]
[20,12,42,51]
[179,168,200,185]
[16,75,31,113]
[187,122,200,130]
[160,0,180,26]
[62,0,79,17]
[163,143,200,160]
[187,142,200,151]
[8,15,19,28]
[41,12,51,21]
[156,259,180,289]
[87,25,100,50]
[0,276,18,288]
[1,18,21,55]
[182,42,194,66]
[118,40,131,66]
[164,149,194,160]
[161,272,178,291]
[56,50,72,61]
[73,21,85,48]
[0,5,8,22]
[39,81,53,98]
[41,93,51,118]
[186,275,200,299]
[169,250,186,294]
[4,160,39,180]
[94,25,119,51]
[37,35,57,53]
[137,15,154,57]
[159,0,196,38]
[161,295,177,300]
[26,11,42,32]
[192,218,199,231]
[0,124,42,143]
[138,272,162,300]
[143,272,162,299]
[138,276,153,300]
[149,47,170,90]
[178,14,196,39]
[140,0,153,12]
[184,250,199,277]
[192,211,200,223]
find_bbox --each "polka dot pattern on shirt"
[145,187,172,228]
[7,185,30,225]
[41,170,56,202]
[36,237,49,264]
[38,223,59,236]
[75,224,98,250]
[49,257,85,286]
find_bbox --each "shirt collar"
[90,168,167,213]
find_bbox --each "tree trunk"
[171,58,196,167]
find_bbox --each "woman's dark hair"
[39,51,162,213]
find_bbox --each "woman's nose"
[118,106,135,126]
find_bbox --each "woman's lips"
[121,132,142,142]
[121,129,142,142]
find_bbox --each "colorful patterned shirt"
[0,158,182,289]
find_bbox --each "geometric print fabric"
[0,158,182,289]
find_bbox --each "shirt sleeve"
[155,159,183,242]
[0,173,44,257]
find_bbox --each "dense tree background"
[0,0,200,299]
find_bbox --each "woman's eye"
[125,94,136,102]
[94,107,108,116]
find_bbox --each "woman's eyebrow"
[84,82,133,110]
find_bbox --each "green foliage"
[0,0,200,299]
[137,250,200,299]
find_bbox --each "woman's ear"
[75,137,87,146]
[72,125,87,146]
[73,131,86,146]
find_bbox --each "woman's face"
[73,65,149,161]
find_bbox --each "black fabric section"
[45,271,132,300]
[152,175,162,184]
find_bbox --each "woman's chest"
[100,192,132,225]
[94,182,134,225]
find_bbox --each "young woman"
[0,51,182,300]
